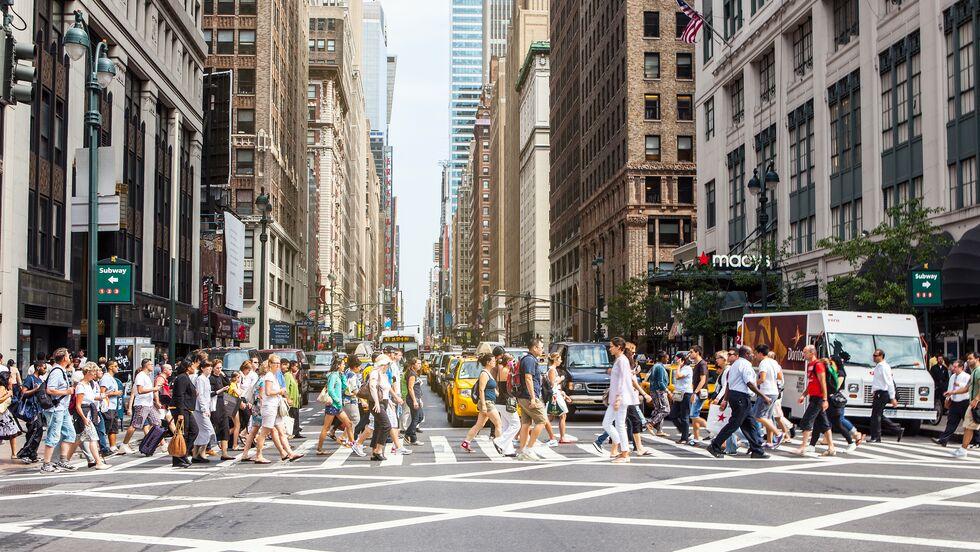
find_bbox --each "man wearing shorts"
[120,359,161,455]
[39,348,78,473]
[688,346,710,442]
[952,354,980,458]
[793,345,835,457]
[753,344,785,447]
[515,338,548,461]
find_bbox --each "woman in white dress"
[253,355,302,464]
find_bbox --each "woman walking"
[493,352,520,457]
[404,358,424,445]
[66,363,108,470]
[461,354,505,453]
[0,371,22,458]
[171,360,199,468]
[603,338,633,463]
[670,354,694,445]
[316,356,352,454]
[254,356,302,464]
[209,362,233,460]
[238,362,267,462]
[544,353,576,444]
[226,370,242,451]
[191,362,215,463]
[15,363,45,464]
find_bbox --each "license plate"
[884,409,898,417]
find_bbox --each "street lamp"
[747,164,780,311]
[328,273,336,349]
[255,188,272,349]
[591,255,605,342]
[64,11,117,358]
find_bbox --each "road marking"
[531,445,566,461]
[803,529,980,551]
[648,435,715,457]
[380,451,404,467]
[430,435,457,463]
[319,447,353,468]
[577,443,605,456]
[473,436,510,462]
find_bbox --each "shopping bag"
[706,403,733,435]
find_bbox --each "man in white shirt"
[934,360,971,447]
[753,344,785,446]
[119,359,161,454]
[707,346,770,459]
[99,361,124,453]
[869,349,903,442]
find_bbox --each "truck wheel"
[928,398,944,427]
[902,420,922,436]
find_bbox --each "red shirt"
[806,360,826,398]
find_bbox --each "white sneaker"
[395,447,413,455]
[351,444,367,457]
[94,463,110,471]
[546,439,559,447]
[119,444,134,455]
[846,443,857,452]
[951,447,968,458]
[515,450,538,461]
[527,448,545,460]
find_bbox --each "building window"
[482,180,489,189]
[153,103,172,298]
[644,11,660,38]
[729,75,744,124]
[677,136,694,162]
[788,100,815,252]
[792,16,813,76]
[645,135,661,161]
[755,124,777,233]
[644,94,661,120]
[204,30,213,54]
[677,94,693,121]
[728,146,746,247]
[217,0,235,15]
[791,217,815,255]
[236,149,255,175]
[644,52,660,79]
[676,52,693,79]
[660,219,681,246]
[216,30,234,54]
[645,176,662,203]
[723,0,743,39]
[647,218,657,246]
[947,18,975,120]
[238,68,255,95]
[327,40,336,52]
[884,177,922,213]
[675,11,691,39]
[703,1,714,61]
[880,34,921,151]
[239,0,256,15]
[831,199,863,240]
[238,30,256,55]
[751,0,767,15]
[705,96,715,140]
[949,157,979,210]
[829,71,861,177]
[705,180,716,229]
[482,154,489,161]
[678,177,694,204]
[758,49,775,104]
[833,0,859,50]
[236,109,255,134]
[945,5,980,209]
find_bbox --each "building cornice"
[515,41,550,92]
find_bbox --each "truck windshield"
[826,333,924,369]
[223,351,251,372]
[566,345,611,369]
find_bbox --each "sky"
[383,0,450,332]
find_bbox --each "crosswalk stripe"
[380,451,404,467]
[859,443,937,461]
[577,443,604,457]
[648,435,714,457]
[473,436,511,462]
[873,440,977,461]
[320,447,353,468]
[430,436,457,464]
[531,445,567,461]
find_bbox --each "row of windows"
[644,135,694,163]
[641,11,693,40]
[643,94,693,121]
[202,0,256,16]
[204,29,255,55]
[643,52,693,80]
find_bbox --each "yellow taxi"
[445,356,483,427]
[640,358,718,415]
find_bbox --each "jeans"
[710,391,764,455]
[42,409,76,448]
[601,405,629,447]
[16,416,44,461]
[870,390,903,439]
[289,406,301,436]
[670,393,693,441]
[937,401,968,444]
[95,413,111,454]
[838,408,855,433]
[404,400,422,442]
[810,405,853,446]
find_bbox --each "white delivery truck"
[740,310,936,434]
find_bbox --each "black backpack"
[36,367,67,411]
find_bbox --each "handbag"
[672,390,686,403]
[547,397,562,416]
[168,419,187,457]
[505,395,518,413]
[971,403,980,426]
[317,386,333,406]
[830,391,848,409]
[277,398,289,418]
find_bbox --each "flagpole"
[678,0,732,48]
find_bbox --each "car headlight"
[571,382,586,391]
[847,383,859,393]
[918,386,930,397]
[460,389,471,398]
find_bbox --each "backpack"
[822,358,840,392]
[37,367,67,411]
[507,360,522,395]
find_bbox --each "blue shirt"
[516,354,543,400]
[726,358,756,395]
[649,363,669,391]
[475,370,497,402]
[276,370,286,389]
[44,367,71,412]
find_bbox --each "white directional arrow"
[108,276,119,284]
[921,281,931,289]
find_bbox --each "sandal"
[288,454,304,462]
[253,458,271,465]
[220,456,235,461]
[821,449,837,457]
[315,449,329,456]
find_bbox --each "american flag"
[676,0,705,44]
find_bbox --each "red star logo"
[716,413,726,422]
[698,252,710,266]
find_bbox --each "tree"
[606,277,654,341]
[817,199,951,313]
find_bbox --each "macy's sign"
[694,251,773,271]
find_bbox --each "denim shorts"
[689,397,706,418]
[753,395,778,419]
[43,409,76,448]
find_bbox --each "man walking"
[869,348,903,442]
[39,348,78,473]
[952,353,980,458]
[645,351,670,437]
[99,360,124,454]
[16,362,46,464]
[688,346,710,442]
[792,345,836,456]
[515,338,549,461]
[119,359,161,454]
[754,344,785,446]
[707,346,770,459]
[934,360,970,447]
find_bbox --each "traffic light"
[1,25,35,105]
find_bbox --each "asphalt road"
[1,382,979,552]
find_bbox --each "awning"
[943,224,980,307]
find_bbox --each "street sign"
[71,195,121,232]
[96,260,134,304]
[269,322,293,345]
[910,270,942,307]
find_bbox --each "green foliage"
[817,199,951,313]
[607,276,668,341]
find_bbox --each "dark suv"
[548,342,612,415]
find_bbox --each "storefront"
[936,222,980,357]
[17,269,75,367]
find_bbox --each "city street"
[2,383,979,552]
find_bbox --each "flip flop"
[253,459,271,465]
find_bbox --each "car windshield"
[566,344,611,369]
[827,333,924,369]
[458,361,482,379]
[308,353,332,366]
[223,351,251,372]
[276,351,298,363]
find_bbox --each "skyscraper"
[483,0,512,81]
[448,0,484,214]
